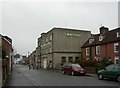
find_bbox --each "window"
[96,46,100,55]
[117,32,120,38]
[99,35,104,41]
[106,65,115,71]
[61,57,66,63]
[86,58,90,60]
[49,46,52,53]
[75,57,79,62]
[114,65,119,71]
[114,56,119,64]
[69,57,73,62]
[114,43,119,53]
[86,47,90,55]
[89,38,94,43]
[46,37,48,43]
[50,34,52,41]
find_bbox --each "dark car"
[97,64,120,82]
[62,63,86,75]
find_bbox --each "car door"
[103,64,115,78]
[67,64,72,74]
[111,65,119,78]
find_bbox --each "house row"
[0,34,14,87]
[28,26,120,70]
[82,26,120,64]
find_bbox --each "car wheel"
[98,74,103,80]
[117,75,120,82]
[71,71,74,76]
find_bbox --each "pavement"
[3,67,40,88]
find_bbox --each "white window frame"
[117,32,120,38]
[96,46,100,55]
[114,56,119,64]
[114,42,119,53]
[86,47,90,55]
[99,35,104,41]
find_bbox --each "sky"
[0,0,119,56]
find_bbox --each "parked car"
[61,63,86,76]
[97,64,120,82]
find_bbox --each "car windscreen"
[72,64,81,68]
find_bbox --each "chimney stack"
[99,26,109,35]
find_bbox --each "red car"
[62,63,86,76]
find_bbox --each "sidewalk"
[3,67,39,88]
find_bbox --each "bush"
[77,59,97,67]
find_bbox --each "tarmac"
[3,65,97,88]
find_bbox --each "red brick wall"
[82,42,119,63]
[2,39,12,58]
[1,38,12,85]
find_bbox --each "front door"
[43,58,47,69]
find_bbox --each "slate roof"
[82,27,120,48]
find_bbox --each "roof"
[82,27,120,48]
[0,34,12,43]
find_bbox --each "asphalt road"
[5,64,120,88]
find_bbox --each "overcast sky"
[0,0,119,56]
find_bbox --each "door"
[43,59,47,69]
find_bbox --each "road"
[5,64,120,88]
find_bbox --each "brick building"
[81,26,120,64]
[0,34,13,87]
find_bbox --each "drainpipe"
[90,47,92,60]
[118,41,120,63]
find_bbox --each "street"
[5,65,120,88]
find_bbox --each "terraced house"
[0,34,13,87]
[81,26,120,64]
[38,27,91,69]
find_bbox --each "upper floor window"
[89,37,95,44]
[114,42,119,53]
[50,34,52,41]
[86,47,90,55]
[96,46,100,55]
[117,32,120,38]
[99,35,104,41]
[46,37,48,43]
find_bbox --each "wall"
[82,42,119,63]
[53,29,91,52]
[53,52,81,69]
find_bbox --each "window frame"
[96,46,100,55]
[86,47,90,55]
[114,42,119,53]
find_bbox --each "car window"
[114,65,119,71]
[106,65,115,71]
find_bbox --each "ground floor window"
[86,58,90,60]
[69,57,73,63]
[114,56,120,64]
[61,57,66,63]
[75,57,79,62]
